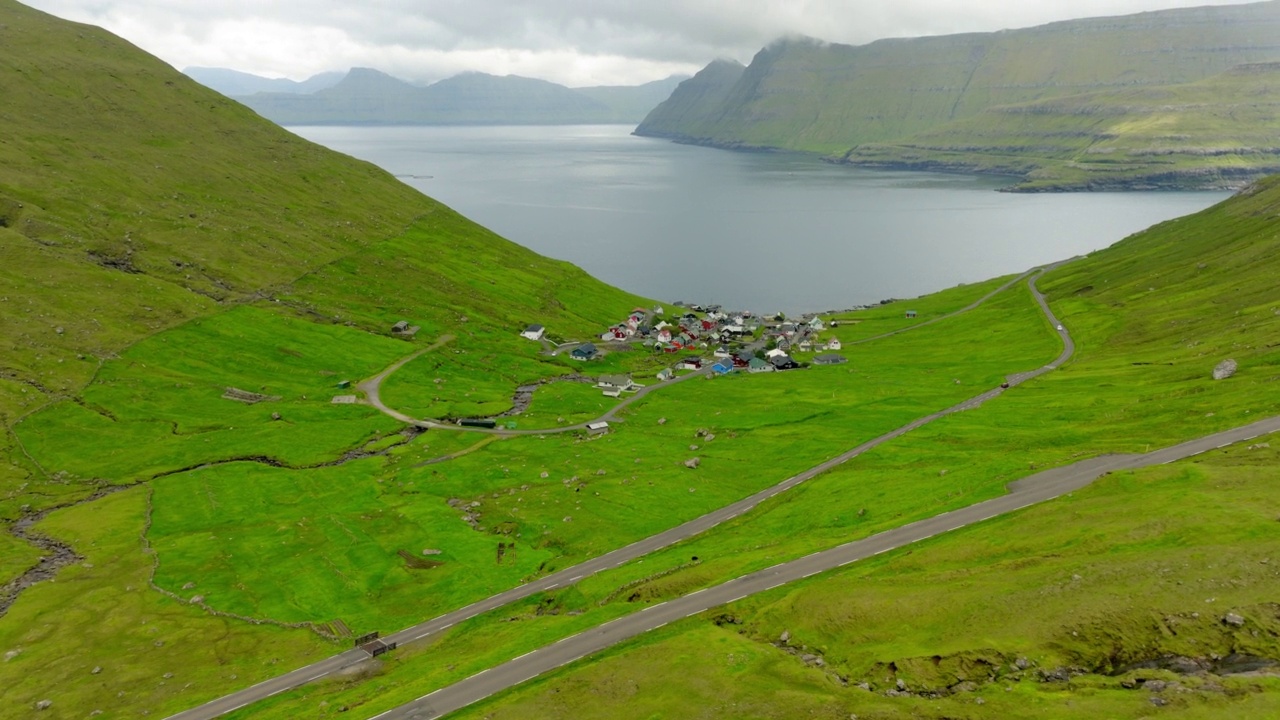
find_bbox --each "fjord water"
[294,124,1227,313]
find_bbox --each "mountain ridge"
[635,0,1280,188]
[210,67,687,125]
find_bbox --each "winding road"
[165,261,1268,720]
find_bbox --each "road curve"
[164,264,1072,720]
[375,415,1280,720]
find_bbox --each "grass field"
[0,486,332,718]
[453,433,1280,720]
[132,277,1057,653]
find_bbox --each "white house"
[826,338,842,351]
[597,374,635,392]
[520,324,545,341]
[765,347,787,359]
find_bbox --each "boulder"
[684,457,701,469]
[1224,612,1246,627]
[1213,359,1238,380]
[35,700,52,711]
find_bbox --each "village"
[520,302,851,400]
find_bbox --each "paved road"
[163,262,1085,719]
[374,415,1280,719]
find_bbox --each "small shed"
[391,320,420,337]
[905,310,918,319]
[656,368,674,381]
[586,421,610,435]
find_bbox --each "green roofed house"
[748,357,774,373]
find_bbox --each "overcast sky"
[24,0,1256,86]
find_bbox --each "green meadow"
[455,434,1280,720]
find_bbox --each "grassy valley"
[201,179,1280,719]
[4,0,1280,718]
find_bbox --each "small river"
[292,124,1228,314]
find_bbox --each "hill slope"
[841,62,1280,191]
[635,2,1280,164]
[237,69,684,125]
[0,0,648,521]
[632,59,745,141]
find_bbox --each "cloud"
[21,0,1255,85]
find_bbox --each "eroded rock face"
[1213,358,1238,380]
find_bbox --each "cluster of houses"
[595,305,761,353]
[521,301,849,396]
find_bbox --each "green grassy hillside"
[636,2,1280,165]
[0,0,648,526]
[843,62,1280,191]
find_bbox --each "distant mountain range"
[637,0,1280,190]
[185,67,687,126]
[183,67,346,96]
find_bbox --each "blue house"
[571,342,598,361]
[711,361,731,375]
